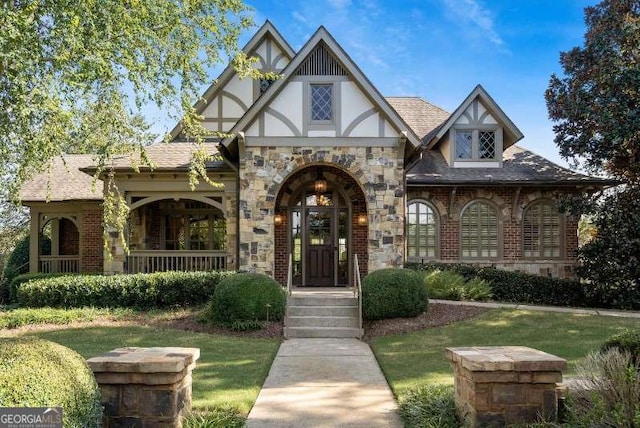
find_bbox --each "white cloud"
[292,11,309,24]
[441,0,505,48]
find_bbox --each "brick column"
[446,346,566,427]
[87,347,200,427]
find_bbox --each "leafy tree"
[1,0,264,251]
[546,0,640,183]
[546,0,640,293]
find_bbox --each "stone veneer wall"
[406,187,579,277]
[273,165,368,286]
[239,146,405,278]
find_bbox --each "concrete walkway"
[431,299,640,318]
[246,338,402,428]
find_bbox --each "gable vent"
[296,42,348,76]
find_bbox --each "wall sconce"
[274,214,284,226]
[356,213,368,226]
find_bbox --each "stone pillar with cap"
[87,347,200,428]
[446,346,567,427]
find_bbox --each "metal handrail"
[287,253,293,296]
[354,254,363,338]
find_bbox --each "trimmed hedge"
[207,273,286,327]
[9,272,80,303]
[16,270,233,309]
[406,262,608,309]
[0,337,102,427]
[362,268,428,320]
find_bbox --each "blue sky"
[156,0,597,168]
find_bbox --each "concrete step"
[284,326,363,339]
[286,315,359,328]
[287,305,358,317]
[287,296,357,307]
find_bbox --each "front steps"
[284,293,363,339]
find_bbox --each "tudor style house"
[20,21,611,285]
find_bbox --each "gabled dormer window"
[310,84,333,122]
[455,129,498,160]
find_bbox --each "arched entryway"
[274,165,368,287]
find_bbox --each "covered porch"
[125,198,231,274]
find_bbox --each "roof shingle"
[407,146,616,186]
[99,142,230,172]
[385,97,450,140]
[20,155,103,202]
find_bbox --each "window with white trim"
[407,201,438,259]
[460,201,499,258]
[310,84,333,121]
[523,201,561,258]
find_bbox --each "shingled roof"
[407,145,615,186]
[20,155,103,202]
[385,97,450,140]
[82,142,232,173]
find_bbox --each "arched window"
[407,201,438,259]
[460,201,499,258]
[523,201,561,258]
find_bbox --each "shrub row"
[407,262,640,310]
[16,271,234,309]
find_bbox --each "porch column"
[29,210,40,273]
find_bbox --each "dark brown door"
[306,209,334,286]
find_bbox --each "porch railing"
[39,256,80,274]
[125,251,227,273]
[287,253,293,296]
[354,254,363,339]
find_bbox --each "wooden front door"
[305,209,335,286]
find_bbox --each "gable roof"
[221,26,423,151]
[168,20,295,141]
[20,155,103,202]
[386,97,450,140]
[407,145,617,186]
[423,84,524,149]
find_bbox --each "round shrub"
[207,273,286,325]
[362,268,428,320]
[0,337,102,428]
[601,328,640,365]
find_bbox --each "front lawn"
[371,309,640,398]
[1,323,280,415]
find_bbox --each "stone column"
[446,346,567,427]
[87,347,200,428]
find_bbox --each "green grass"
[371,309,640,398]
[0,306,132,329]
[3,325,279,415]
